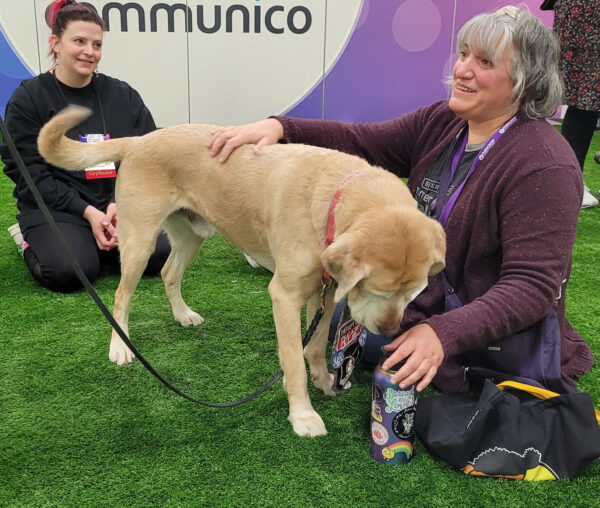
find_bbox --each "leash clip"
[320,275,333,309]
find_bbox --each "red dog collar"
[322,171,363,280]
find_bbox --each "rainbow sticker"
[382,441,413,461]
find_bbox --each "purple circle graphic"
[392,0,442,53]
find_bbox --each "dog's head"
[321,207,445,336]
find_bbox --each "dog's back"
[116,124,382,262]
[38,106,418,263]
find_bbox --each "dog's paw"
[311,372,338,396]
[175,308,204,327]
[289,410,328,437]
[109,337,135,365]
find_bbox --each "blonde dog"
[38,106,445,437]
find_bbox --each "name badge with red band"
[79,133,116,179]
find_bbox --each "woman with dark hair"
[3,0,170,292]
[207,6,594,393]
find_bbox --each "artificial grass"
[0,131,599,507]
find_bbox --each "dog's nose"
[374,306,404,337]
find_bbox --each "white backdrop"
[0,0,363,126]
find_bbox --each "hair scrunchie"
[45,0,79,29]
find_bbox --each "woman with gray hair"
[207,6,594,393]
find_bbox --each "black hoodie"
[1,72,155,231]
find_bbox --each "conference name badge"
[79,133,116,179]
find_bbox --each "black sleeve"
[128,86,156,134]
[273,103,450,179]
[2,86,89,217]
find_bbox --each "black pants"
[23,222,171,293]
[561,106,600,171]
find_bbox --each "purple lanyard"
[435,114,519,227]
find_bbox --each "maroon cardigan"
[277,101,595,392]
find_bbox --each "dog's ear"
[428,220,446,276]
[321,233,370,303]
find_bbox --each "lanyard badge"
[79,134,116,179]
[331,302,367,393]
[435,113,519,227]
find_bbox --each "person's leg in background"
[144,232,171,276]
[23,225,171,293]
[561,106,600,208]
[22,222,101,293]
[98,231,170,277]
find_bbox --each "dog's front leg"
[269,275,327,437]
[304,288,337,396]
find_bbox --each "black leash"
[0,112,331,407]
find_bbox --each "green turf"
[1,131,599,507]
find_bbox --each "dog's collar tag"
[331,302,366,393]
[79,133,117,179]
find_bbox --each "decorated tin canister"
[370,350,417,465]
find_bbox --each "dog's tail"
[38,105,133,171]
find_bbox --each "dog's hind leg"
[303,287,337,396]
[269,274,327,437]
[161,211,213,326]
[110,222,162,365]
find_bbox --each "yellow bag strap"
[497,380,559,399]
[497,380,600,426]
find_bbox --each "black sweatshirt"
[1,72,155,231]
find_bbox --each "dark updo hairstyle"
[46,0,104,64]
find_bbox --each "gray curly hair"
[455,6,562,119]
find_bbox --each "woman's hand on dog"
[381,323,444,392]
[207,118,284,162]
[84,204,119,251]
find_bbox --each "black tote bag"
[416,380,600,480]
